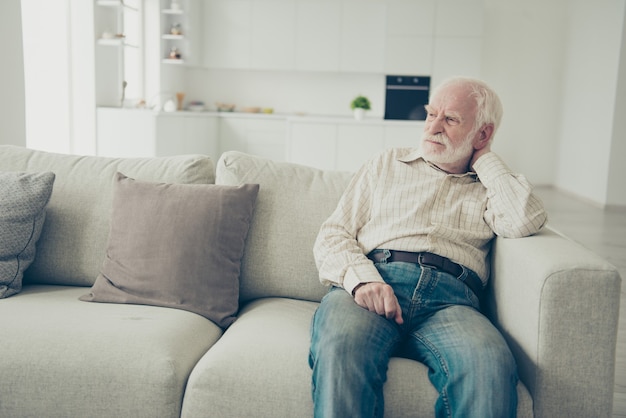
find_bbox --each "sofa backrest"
[0,145,215,287]
[216,151,353,303]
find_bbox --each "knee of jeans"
[464,338,517,381]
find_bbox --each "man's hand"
[470,142,491,171]
[353,282,404,325]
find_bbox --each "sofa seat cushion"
[0,146,215,287]
[181,297,534,418]
[0,285,222,418]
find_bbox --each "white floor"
[534,187,625,417]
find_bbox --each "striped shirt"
[313,147,547,294]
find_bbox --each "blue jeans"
[309,258,518,418]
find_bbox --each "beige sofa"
[0,145,621,417]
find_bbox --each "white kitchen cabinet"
[97,109,423,169]
[218,116,287,161]
[250,1,296,70]
[435,0,483,38]
[336,125,385,172]
[384,0,436,74]
[295,2,341,72]
[203,0,298,71]
[384,125,422,149]
[96,108,219,159]
[340,2,386,73]
[287,123,338,170]
[286,117,425,172]
[202,0,252,69]
[202,0,394,74]
[335,124,421,172]
[156,114,219,159]
[431,0,483,82]
[387,0,436,37]
[243,119,287,161]
[97,108,156,157]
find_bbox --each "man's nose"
[426,116,444,135]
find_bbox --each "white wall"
[607,7,626,207]
[21,0,97,155]
[21,0,72,153]
[555,0,625,205]
[0,0,26,147]
[479,0,626,206]
[69,0,97,156]
[481,0,567,186]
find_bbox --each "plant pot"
[353,108,366,120]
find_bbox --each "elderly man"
[309,77,547,418]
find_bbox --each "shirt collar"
[397,148,477,178]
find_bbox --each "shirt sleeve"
[313,158,385,295]
[473,152,548,238]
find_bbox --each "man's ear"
[474,124,494,150]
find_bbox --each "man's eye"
[427,113,437,119]
[446,117,460,125]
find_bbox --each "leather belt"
[367,250,483,296]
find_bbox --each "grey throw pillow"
[80,173,259,328]
[0,171,55,298]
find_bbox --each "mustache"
[422,133,450,145]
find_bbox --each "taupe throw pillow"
[80,173,259,328]
[0,171,55,298]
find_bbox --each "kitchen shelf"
[162,59,185,64]
[98,38,123,46]
[160,0,191,67]
[94,0,141,107]
[97,38,139,49]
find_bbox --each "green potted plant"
[350,95,371,120]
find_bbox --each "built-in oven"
[384,75,430,121]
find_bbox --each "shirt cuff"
[472,152,511,186]
[343,262,385,295]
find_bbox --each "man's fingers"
[382,294,403,325]
[393,305,404,325]
[354,282,403,325]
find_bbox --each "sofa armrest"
[486,227,621,418]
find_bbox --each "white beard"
[419,132,475,167]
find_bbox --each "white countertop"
[97,106,426,126]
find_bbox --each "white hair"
[431,77,504,137]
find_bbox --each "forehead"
[429,84,477,118]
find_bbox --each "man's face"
[420,84,479,172]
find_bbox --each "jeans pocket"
[457,266,481,310]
